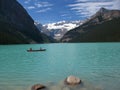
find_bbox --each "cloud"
[27,6,35,9]
[61,14,68,17]
[34,2,53,8]
[34,1,53,13]
[36,8,51,13]
[24,0,31,4]
[24,0,53,13]
[68,0,120,18]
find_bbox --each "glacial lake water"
[0,43,120,90]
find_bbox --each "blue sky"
[18,0,120,24]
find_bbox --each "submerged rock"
[31,84,46,90]
[63,87,70,90]
[65,75,81,85]
[49,86,62,90]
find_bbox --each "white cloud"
[68,0,120,18]
[27,6,35,9]
[24,0,53,13]
[112,0,120,9]
[76,0,89,2]
[35,2,53,8]
[24,0,31,4]
[36,8,51,13]
[61,14,68,17]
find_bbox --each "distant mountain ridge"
[0,0,51,44]
[35,21,82,40]
[61,8,120,42]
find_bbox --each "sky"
[18,0,120,24]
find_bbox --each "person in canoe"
[40,47,42,50]
[30,48,32,51]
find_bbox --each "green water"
[0,43,120,90]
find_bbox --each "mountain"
[34,22,50,37]
[61,8,120,42]
[36,21,82,40]
[34,22,56,43]
[0,0,51,44]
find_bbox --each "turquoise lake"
[0,43,120,90]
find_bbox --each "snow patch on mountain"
[35,20,82,40]
[43,20,82,31]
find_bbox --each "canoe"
[27,49,46,52]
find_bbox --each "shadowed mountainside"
[0,0,52,44]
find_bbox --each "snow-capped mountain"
[35,20,82,40]
[34,22,50,35]
[44,20,82,30]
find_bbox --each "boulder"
[65,75,81,85]
[31,84,46,90]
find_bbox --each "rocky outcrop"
[61,8,120,42]
[0,0,51,44]
[64,75,81,85]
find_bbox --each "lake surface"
[0,43,120,90]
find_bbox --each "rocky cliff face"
[0,0,50,44]
[61,8,120,42]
